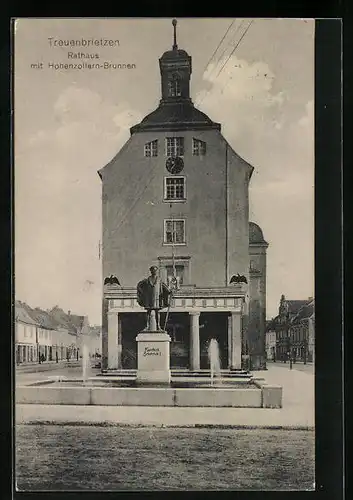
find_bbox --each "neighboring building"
[15,301,38,363]
[99,21,269,371]
[265,319,277,361]
[273,295,314,362]
[14,301,91,364]
[28,307,58,362]
[48,307,89,359]
[290,299,315,363]
[308,310,315,363]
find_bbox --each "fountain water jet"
[208,338,222,387]
[82,342,90,384]
[19,334,283,407]
[19,313,283,408]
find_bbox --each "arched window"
[168,78,181,97]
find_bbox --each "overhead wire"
[196,19,254,108]
[214,19,254,79]
[215,20,255,99]
[110,157,162,236]
[199,19,236,78]
[105,20,255,257]
[200,20,244,91]
[195,20,244,107]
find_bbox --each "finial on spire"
[172,19,178,50]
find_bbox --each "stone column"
[227,315,232,369]
[107,311,119,370]
[230,312,242,370]
[189,312,200,371]
[117,314,122,369]
[101,298,109,370]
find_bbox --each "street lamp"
[285,312,293,370]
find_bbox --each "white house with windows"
[28,307,58,362]
[15,302,38,364]
[308,312,315,363]
[14,301,90,364]
[265,319,277,361]
[37,326,53,360]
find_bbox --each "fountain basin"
[16,377,282,408]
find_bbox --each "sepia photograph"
[14,17,315,491]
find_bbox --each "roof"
[46,307,72,331]
[14,301,38,326]
[15,300,90,333]
[265,319,276,332]
[269,299,314,330]
[130,101,221,134]
[286,300,311,315]
[68,314,86,331]
[48,307,86,334]
[160,48,190,60]
[292,300,315,324]
[15,301,62,330]
[30,308,61,330]
[249,222,268,245]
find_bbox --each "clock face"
[166,156,184,174]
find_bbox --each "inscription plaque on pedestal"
[136,332,171,384]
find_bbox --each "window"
[164,177,185,201]
[166,265,185,286]
[168,79,181,97]
[158,255,191,285]
[144,140,158,157]
[166,137,184,157]
[164,219,186,245]
[193,138,206,156]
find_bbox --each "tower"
[98,20,268,371]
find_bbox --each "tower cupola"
[159,19,192,103]
[130,19,221,134]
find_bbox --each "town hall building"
[98,21,269,372]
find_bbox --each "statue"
[137,266,171,331]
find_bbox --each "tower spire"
[172,19,178,50]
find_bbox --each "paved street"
[266,360,314,375]
[16,364,99,386]
[16,361,314,384]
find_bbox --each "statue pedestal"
[136,331,171,384]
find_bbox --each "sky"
[14,18,315,325]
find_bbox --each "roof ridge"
[15,300,90,330]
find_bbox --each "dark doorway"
[162,312,189,368]
[199,312,229,369]
[121,312,190,369]
[121,313,145,369]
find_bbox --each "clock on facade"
[166,156,184,174]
